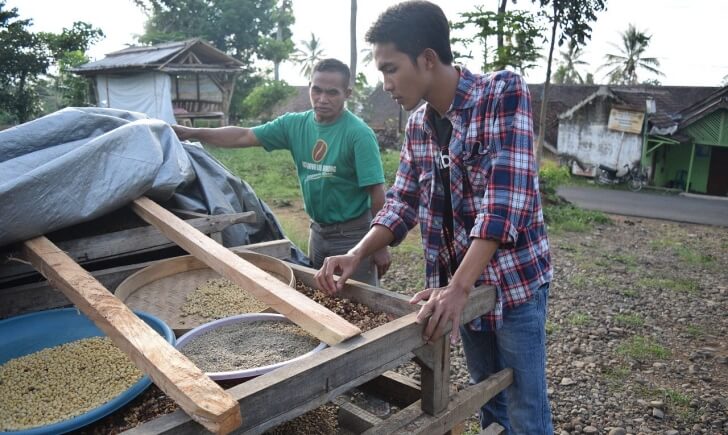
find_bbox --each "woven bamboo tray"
[115,251,294,335]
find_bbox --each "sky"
[7,0,728,88]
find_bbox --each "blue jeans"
[459,283,553,435]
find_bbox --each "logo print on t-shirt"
[312,139,328,162]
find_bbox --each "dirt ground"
[380,212,728,434]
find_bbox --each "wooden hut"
[72,38,243,126]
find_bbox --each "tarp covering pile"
[0,107,290,253]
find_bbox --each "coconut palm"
[553,40,589,84]
[292,32,326,79]
[350,0,357,86]
[600,24,663,85]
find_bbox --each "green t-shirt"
[252,110,384,224]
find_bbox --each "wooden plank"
[124,285,496,435]
[414,336,450,415]
[359,371,421,409]
[21,236,242,435]
[0,239,292,319]
[0,212,255,283]
[131,196,360,346]
[363,369,513,435]
[288,262,417,317]
[334,397,384,433]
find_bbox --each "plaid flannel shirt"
[373,68,552,330]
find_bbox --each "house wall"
[557,99,642,176]
[652,144,710,193]
[652,109,728,194]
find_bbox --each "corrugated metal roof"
[74,45,183,71]
[72,38,243,73]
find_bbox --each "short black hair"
[312,58,351,88]
[365,1,453,65]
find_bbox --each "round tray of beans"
[115,252,295,335]
[175,313,327,381]
[0,308,175,434]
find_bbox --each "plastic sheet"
[0,108,303,263]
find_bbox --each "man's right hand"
[171,124,196,141]
[315,253,361,295]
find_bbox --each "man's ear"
[345,88,353,98]
[422,48,440,70]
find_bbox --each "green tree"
[600,24,662,85]
[0,2,49,123]
[240,79,296,122]
[40,21,104,109]
[292,32,326,80]
[135,0,293,70]
[552,39,588,84]
[451,7,543,73]
[532,0,606,162]
[0,3,102,123]
[258,0,295,81]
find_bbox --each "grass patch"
[207,147,300,202]
[603,366,631,382]
[544,205,611,233]
[568,273,610,290]
[621,288,639,297]
[380,149,400,186]
[685,325,705,338]
[274,212,310,254]
[663,388,691,407]
[650,237,715,268]
[614,313,644,327]
[617,336,670,361]
[539,160,611,234]
[567,312,592,326]
[546,320,558,335]
[638,277,699,294]
[677,247,715,267]
[650,237,681,251]
[598,252,638,269]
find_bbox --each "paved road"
[557,186,728,227]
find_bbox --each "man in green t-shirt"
[172,58,390,285]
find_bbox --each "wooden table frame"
[122,263,510,435]
[2,231,512,435]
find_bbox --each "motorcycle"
[596,163,647,192]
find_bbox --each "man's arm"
[410,238,499,344]
[367,183,392,278]
[171,125,261,148]
[315,224,394,294]
[367,183,386,217]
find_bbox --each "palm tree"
[350,0,357,87]
[553,40,589,84]
[292,32,326,79]
[360,47,373,66]
[600,24,663,85]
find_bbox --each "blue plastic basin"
[0,308,175,435]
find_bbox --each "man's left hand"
[372,247,391,277]
[410,284,470,345]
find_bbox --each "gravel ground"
[77,213,727,434]
[381,214,728,434]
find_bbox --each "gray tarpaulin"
[0,107,298,258]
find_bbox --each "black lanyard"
[431,114,458,284]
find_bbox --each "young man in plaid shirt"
[316,1,553,433]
